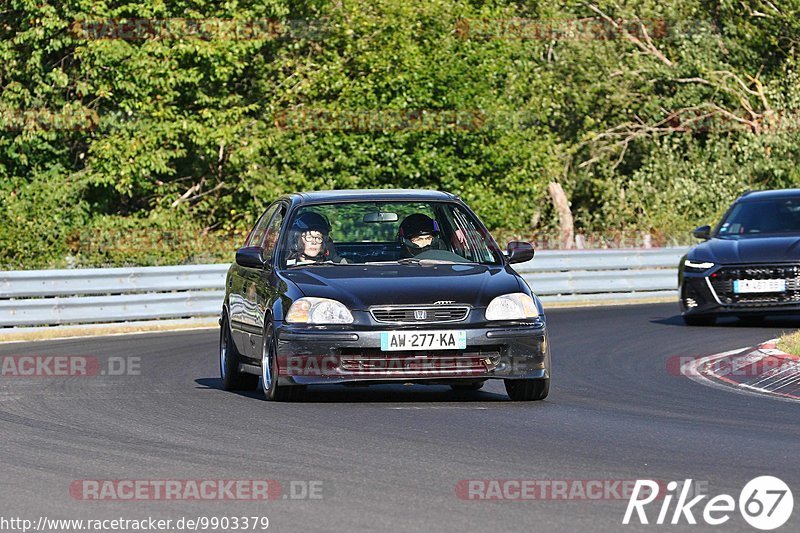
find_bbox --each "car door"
[229,204,279,355]
[240,203,287,360]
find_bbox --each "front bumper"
[681,264,800,316]
[273,321,550,385]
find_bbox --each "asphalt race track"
[1,302,798,532]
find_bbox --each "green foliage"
[2,0,800,268]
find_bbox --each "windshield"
[279,201,504,267]
[715,198,800,238]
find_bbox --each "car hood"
[691,235,800,264]
[281,264,522,310]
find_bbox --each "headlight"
[684,259,715,270]
[286,297,354,324]
[485,293,539,320]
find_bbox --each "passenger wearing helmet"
[287,211,346,265]
[398,214,442,258]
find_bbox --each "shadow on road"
[293,384,511,404]
[195,377,262,400]
[651,314,800,328]
[194,377,515,403]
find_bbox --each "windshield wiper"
[286,260,344,269]
[398,258,462,265]
[363,258,471,265]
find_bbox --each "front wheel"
[261,321,305,402]
[504,379,549,401]
[220,314,259,391]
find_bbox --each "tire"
[682,314,716,326]
[219,314,259,391]
[261,321,305,402]
[450,382,484,391]
[504,378,549,401]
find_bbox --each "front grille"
[370,305,470,324]
[340,347,501,375]
[709,264,800,306]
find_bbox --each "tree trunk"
[547,182,574,249]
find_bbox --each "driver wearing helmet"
[287,212,346,265]
[398,214,441,258]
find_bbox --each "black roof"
[286,189,458,205]
[739,189,800,202]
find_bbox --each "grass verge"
[777,330,800,356]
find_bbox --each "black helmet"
[398,214,440,256]
[289,211,331,259]
[292,211,331,234]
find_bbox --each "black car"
[219,189,551,401]
[680,189,800,325]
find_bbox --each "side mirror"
[506,241,535,264]
[235,246,267,269]
[691,225,711,240]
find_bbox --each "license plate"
[380,330,467,351]
[733,279,786,293]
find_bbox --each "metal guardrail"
[515,247,687,299]
[0,248,689,327]
[0,265,229,327]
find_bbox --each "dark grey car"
[219,189,551,401]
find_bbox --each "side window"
[450,206,496,263]
[261,206,286,261]
[245,205,279,247]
